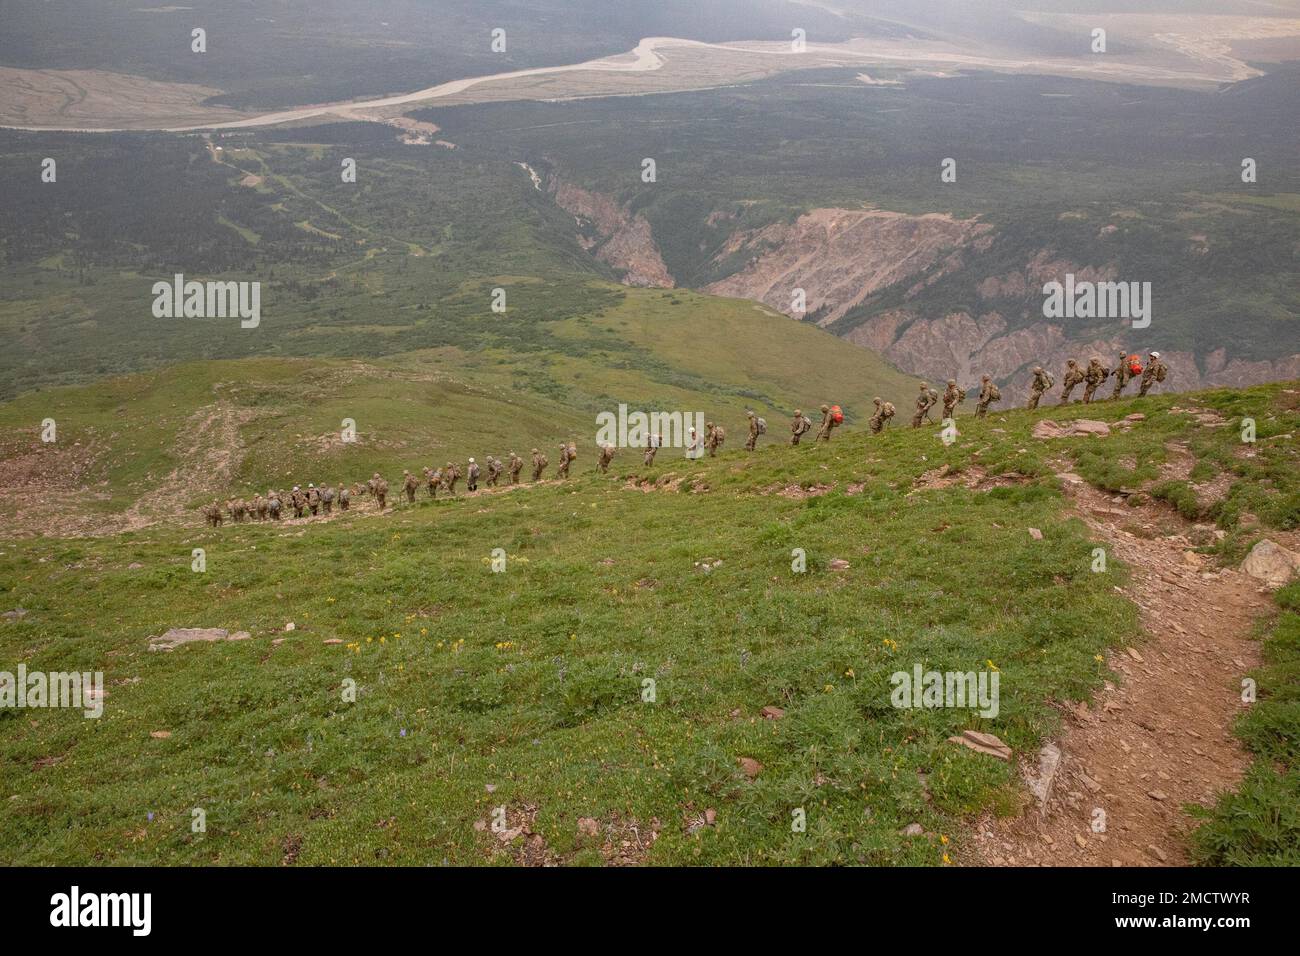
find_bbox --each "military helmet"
[1033,367,1042,374]
[793,409,802,416]
[947,379,957,386]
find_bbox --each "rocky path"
[970,464,1271,866]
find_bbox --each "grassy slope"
[0,287,917,521]
[2,382,1295,865]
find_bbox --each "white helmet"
[1150,351,1160,359]
[469,457,475,463]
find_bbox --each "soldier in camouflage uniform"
[203,501,223,527]
[371,473,389,510]
[911,383,939,428]
[706,421,725,456]
[644,434,659,466]
[745,411,759,452]
[1026,366,1054,410]
[251,492,266,521]
[790,409,812,445]
[321,484,335,514]
[401,470,417,503]
[267,490,282,521]
[975,374,1001,418]
[531,448,548,481]
[1059,359,1085,404]
[444,461,460,495]
[598,443,616,473]
[556,442,574,479]
[815,404,837,442]
[336,483,348,512]
[307,484,322,516]
[486,456,502,487]
[1082,357,1108,404]
[1139,351,1167,396]
[942,380,965,420]
[508,452,523,484]
[423,467,439,499]
[1111,351,1136,399]
[467,458,481,492]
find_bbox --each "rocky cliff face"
[846,309,1300,399]
[550,179,674,288]
[702,208,992,324]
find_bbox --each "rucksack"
[1128,355,1142,376]
[1042,372,1054,389]
[881,402,895,419]
[756,417,767,435]
[830,405,844,425]
[987,384,1001,401]
[1155,364,1166,382]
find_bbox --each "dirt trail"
[970,464,1271,866]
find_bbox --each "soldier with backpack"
[336,483,348,512]
[320,483,335,514]
[706,421,726,456]
[371,473,389,510]
[1082,357,1109,404]
[942,380,966,420]
[402,470,418,504]
[1112,351,1141,399]
[466,458,481,492]
[816,404,842,442]
[444,461,460,495]
[531,448,548,481]
[1027,367,1054,410]
[869,397,894,434]
[912,383,939,428]
[644,434,661,466]
[745,411,761,451]
[598,444,616,473]
[1059,359,1085,404]
[556,442,577,479]
[508,452,524,484]
[976,375,1001,418]
[267,490,282,520]
[486,456,502,487]
[790,409,812,445]
[1139,351,1168,396]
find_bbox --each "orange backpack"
[830,405,844,425]
[1127,355,1142,376]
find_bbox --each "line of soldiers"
[201,352,1172,526]
[1040,350,1169,408]
[903,350,1171,428]
[202,443,624,527]
[909,376,1002,427]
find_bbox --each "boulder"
[949,730,1012,761]
[1032,419,1111,440]
[148,627,251,652]
[1241,539,1300,588]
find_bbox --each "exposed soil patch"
[910,464,1031,493]
[970,466,1270,867]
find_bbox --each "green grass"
[0,286,917,520]
[1190,581,1300,866]
[1,377,1296,865]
